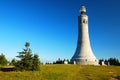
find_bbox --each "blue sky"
[0,0,120,63]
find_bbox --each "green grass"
[0,65,120,80]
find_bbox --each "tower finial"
[80,6,86,14]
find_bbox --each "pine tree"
[14,42,40,71]
[108,57,120,66]
[0,53,8,66]
[10,58,16,66]
[32,54,40,70]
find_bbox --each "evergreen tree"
[0,53,8,66]
[10,58,16,66]
[108,57,120,66]
[99,59,104,65]
[104,59,108,65]
[32,54,40,70]
[14,42,40,71]
[56,58,63,64]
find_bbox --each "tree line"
[0,42,40,71]
[99,58,120,66]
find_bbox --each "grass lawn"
[0,64,120,80]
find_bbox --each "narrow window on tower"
[83,19,86,24]
[83,19,85,23]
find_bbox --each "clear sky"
[0,0,120,63]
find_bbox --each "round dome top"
[80,6,86,13]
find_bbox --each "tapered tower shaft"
[71,6,98,65]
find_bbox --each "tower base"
[71,58,98,65]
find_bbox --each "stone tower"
[71,6,98,65]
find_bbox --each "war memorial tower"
[71,6,98,65]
